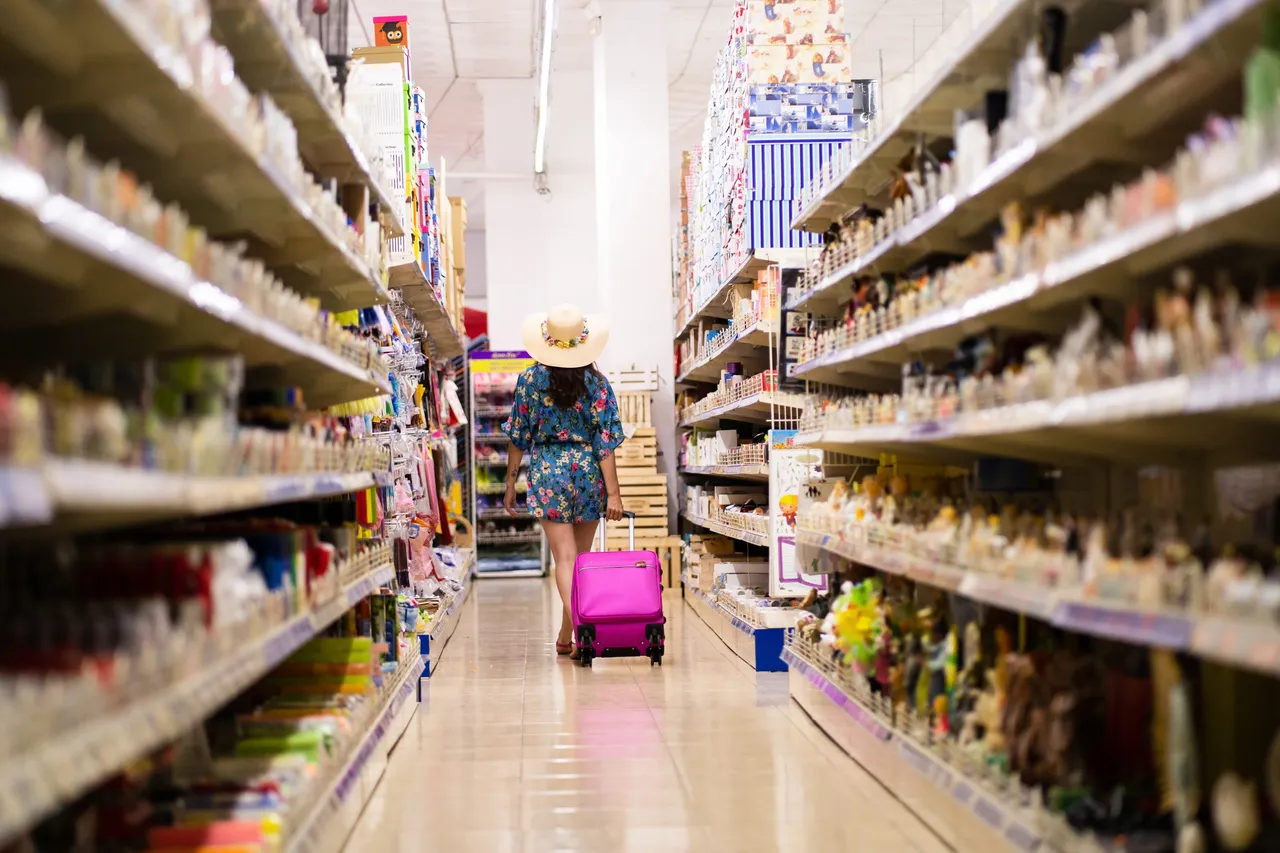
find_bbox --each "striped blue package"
[747,135,849,200]
[747,200,824,249]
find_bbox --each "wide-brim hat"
[521,304,610,368]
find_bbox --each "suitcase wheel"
[576,624,595,667]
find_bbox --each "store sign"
[469,351,534,374]
[768,429,828,597]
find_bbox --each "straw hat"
[521,304,610,368]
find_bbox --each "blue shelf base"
[685,584,788,672]
[416,571,473,700]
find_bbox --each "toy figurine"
[1177,823,1206,853]
[901,631,923,710]
[924,618,949,709]
[873,614,894,695]
[1211,773,1260,851]
[932,695,950,737]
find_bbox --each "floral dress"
[501,365,625,523]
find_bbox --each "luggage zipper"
[579,560,651,570]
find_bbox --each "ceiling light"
[533,0,557,175]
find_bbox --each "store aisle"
[345,579,946,853]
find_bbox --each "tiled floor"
[346,578,946,853]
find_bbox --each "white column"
[479,73,598,350]
[592,0,676,487]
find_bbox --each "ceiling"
[344,0,960,231]
[348,0,737,230]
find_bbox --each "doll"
[1212,773,1260,851]
[932,694,951,738]
[901,630,923,709]
[873,615,895,695]
[924,618,950,710]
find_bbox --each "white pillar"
[592,0,675,489]
[479,74,598,350]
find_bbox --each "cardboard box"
[700,556,768,593]
[449,197,467,268]
[351,45,410,75]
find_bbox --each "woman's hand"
[503,479,519,516]
[605,492,624,522]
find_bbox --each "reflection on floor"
[344,578,946,853]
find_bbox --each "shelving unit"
[470,351,547,579]
[282,655,425,853]
[681,509,771,548]
[0,0,389,312]
[0,3,471,847]
[0,157,391,406]
[207,0,404,236]
[791,0,1267,239]
[0,553,394,843]
[684,581,787,672]
[673,259,829,671]
[783,636,1045,853]
[772,1,1280,851]
[674,253,774,339]
[678,463,770,481]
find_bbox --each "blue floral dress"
[501,365,625,523]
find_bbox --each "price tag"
[973,796,1004,830]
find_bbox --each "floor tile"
[343,579,942,853]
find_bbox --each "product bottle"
[1245,8,1280,123]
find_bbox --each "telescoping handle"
[598,510,636,551]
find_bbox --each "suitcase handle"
[598,510,636,551]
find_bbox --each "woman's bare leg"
[573,520,600,557]
[540,519,578,646]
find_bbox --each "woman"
[500,304,625,657]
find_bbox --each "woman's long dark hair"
[547,364,599,409]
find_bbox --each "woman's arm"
[503,445,524,516]
[601,453,623,521]
[589,373,626,523]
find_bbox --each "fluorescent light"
[533,0,556,174]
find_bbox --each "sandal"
[555,641,572,656]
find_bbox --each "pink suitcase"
[572,511,665,667]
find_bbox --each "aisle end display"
[470,350,548,578]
